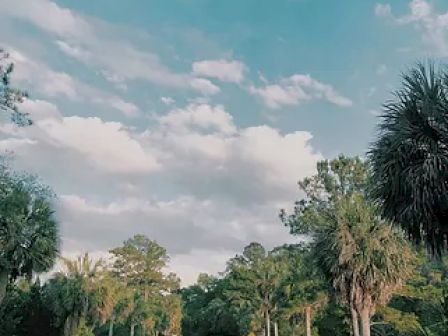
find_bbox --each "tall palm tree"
[369,63,448,255]
[0,169,59,304]
[314,194,414,336]
[60,253,104,319]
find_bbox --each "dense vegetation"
[0,53,447,336]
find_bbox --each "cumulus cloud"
[376,0,448,56]
[192,59,246,83]
[0,112,160,174]
[249,74,353,109]
[1,100,319,283]
[20,99,63,120]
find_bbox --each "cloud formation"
[0,101,321,283]
[249,74,353,109]
[376,0,448,56]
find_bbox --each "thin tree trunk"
[351,307,360,336]
[266,311,271,336]
[305,306,311,336]
[359,308,371,336]
[83,296,89,318]
[274,321,278,336]
[64,316,72,336]
[108,318,114,336]
[130,323,136,336]
[0,269,8,304]
[71,312,80,336]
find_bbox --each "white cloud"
[9,49,78,100]
[157,104,236,135]
[0,114,160,174]
[189,78,221,95]
[249,74,353,109]
[143,103,322,203]
[8,47,139,116]
[38,117,159,173]
[376,0,448,56]
[94,97,139,117]
[20,99,63,120]
[55,40,90,63]
[161,97,175,106]
[192,59,246,83]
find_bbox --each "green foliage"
[369,63,448,255]
[0,49,31,126]
[281,154,368,235]
[225,242,290,334]
[181,274,240,336]
[0,162,59,304]
[110,234,179,294]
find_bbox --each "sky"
[0,0,447,285]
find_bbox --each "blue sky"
[0,0,447,284]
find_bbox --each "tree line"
[0,50,447,335]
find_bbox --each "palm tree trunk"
[351,307,360,336]
[266,311,271,336]
[130,323,136,336]
[274,321,278,336]
[0,269,8,305]
[305,306,311,336]
[108,318,114,336]
[359,308,370,336]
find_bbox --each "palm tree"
[60,253,104,319]
[46,253,103,336]
[369,63,448,255]
[0,169,59,304]
[314,194,414,336]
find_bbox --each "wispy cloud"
[0,0,221,95]
[192,59,247,83]
[249,74,353,109]
[7,48,140,116]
